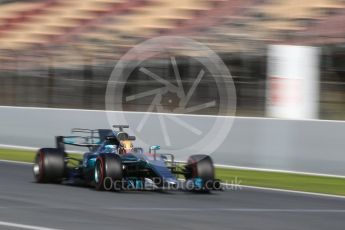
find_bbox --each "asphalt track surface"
[1,161,345,230]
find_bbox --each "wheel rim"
[33,152,44,182]
[33,163,40,177]
[95,161,101,184]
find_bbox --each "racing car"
[33,125,222,191]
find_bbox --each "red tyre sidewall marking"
[96,156,105,190]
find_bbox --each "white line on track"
[0,159,32,165]
[237,184,345,200]
[0,144,83,154]
[105,207,345,213]
[216,164,345,179]
[0,144,38,151]
[0,221,60,230]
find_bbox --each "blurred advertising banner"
[266,45,320,119]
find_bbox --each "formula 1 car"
[33,125,222,191]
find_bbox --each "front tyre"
[94,154,123,191]
[185,155,215,190]
[33,148,66,183]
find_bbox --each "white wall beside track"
[0,106,344,176]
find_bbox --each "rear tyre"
[33,148,66,183]
[185,155,215,190]
[94,154,123,191]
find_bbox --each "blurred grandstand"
[0,0,344,119]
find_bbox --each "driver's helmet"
[120,140,133,154]
[103,144,117,154]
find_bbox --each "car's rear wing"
[56,128,113,152]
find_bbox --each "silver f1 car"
[33,125,222,191]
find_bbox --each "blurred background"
[0,0,344,120]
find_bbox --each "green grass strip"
[0,148,82,163]
[217,168,345,196]
[0,148,344,196]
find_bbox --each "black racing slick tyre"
[94,154,123,191]
[185,154,215,183]
[33,148,66,183]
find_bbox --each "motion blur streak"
[0,0,344,120]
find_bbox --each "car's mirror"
[150,145,160,151]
